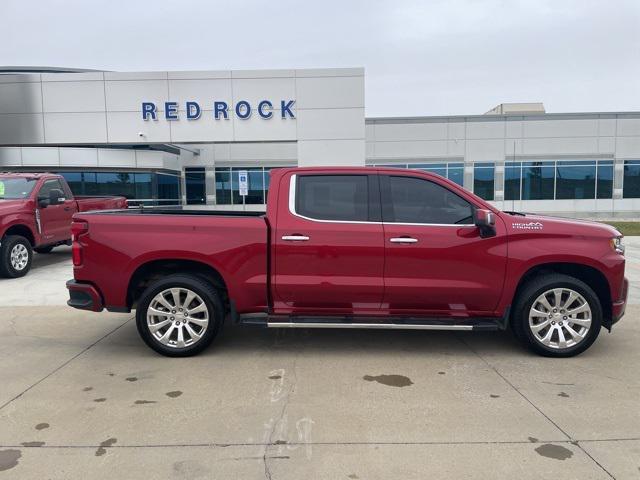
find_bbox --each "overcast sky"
[2,0,639,117]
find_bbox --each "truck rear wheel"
[0,235,33,278]
[512,273,602,357]
[135,274,224,357]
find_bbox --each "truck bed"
[72,208,270,313]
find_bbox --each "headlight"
[611,236,625,255]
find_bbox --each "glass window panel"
[296,175,369,221]
[185,167,206,205]
[522,163,554,200]
[378,164,406,168]
[504,165,521,200]
[447,166,464,186]
[596,164,613,199]
[215,168,232,205]
[59,172,83,195]
[556,164,596,199]
[412,163,447,169]
[474,165,495,200]
[623,161,640,198]
[96,172,135,198]
[556,160,596,166]
[157,173,180,203]
[83,172,98,195]
[387,176,473,224]
[134,173,152,199]
[232,168,264,205]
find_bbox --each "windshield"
[0,177,38,199]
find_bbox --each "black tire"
[511,273,602,357]
[0,235,33,278]
[34,246,54,254]
[135,274,224,357]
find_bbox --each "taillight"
[71,221,89,266]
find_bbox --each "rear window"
[295,175,369,221]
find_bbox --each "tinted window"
[296,175,368,221]
[597,162,613,199]
[387,176,473,224]
[39,179,67,200]
[474,163,495,200]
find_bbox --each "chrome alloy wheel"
[528,288,592,350]
[146,288,210,349]
[10,244,29,271]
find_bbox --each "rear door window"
[295,175,369,222]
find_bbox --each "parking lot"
[0,243,639,479]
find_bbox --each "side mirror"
[49,189,65,206]
[474,208,496,238]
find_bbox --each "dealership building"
[1,66,640,217]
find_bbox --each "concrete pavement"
[0,244,638,479]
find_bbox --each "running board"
[239,314,500,331]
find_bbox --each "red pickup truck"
[67,167,627,358]
[0,173,126,278]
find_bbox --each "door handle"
[282,235,310,241]
[390,237,418,244]
[64,207,71,211]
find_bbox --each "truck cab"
[0,172,126,278]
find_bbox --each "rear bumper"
[66,279,104,312]
[611,277,628,327]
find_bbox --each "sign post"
[238,170,248,211]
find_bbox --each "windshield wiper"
[504,210,526,216]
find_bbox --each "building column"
[494,161,505,201]
[205,167,216,205]
[613,158,624,200]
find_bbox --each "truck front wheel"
[512,273,602,357]
[0,235,33,278]
[135,274,224,357]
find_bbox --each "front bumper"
[66,279,104,312]
[611,277,629,327]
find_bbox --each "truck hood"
[504,212,621,238]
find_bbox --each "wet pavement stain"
[107,373,115,377]
[125,377,138,382]
[438,371,446,375]
[93,398,107,403]
[0,449,22,472]
[348,475,359,479]
[490,394,500,398]
[21,441,45,447]
[95,438,117,457]
[82,386,93,392]
[166,391,183,398]
[363,374,413,388]
[558,392,570,398]
[34,423,49,431]
[535,444,574,460]
[269,374,282,380]
[134,400,157,405]
[274,440,287,445]
[528,436,539,443]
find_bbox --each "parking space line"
[0,317,133,412]
[457,335,616,480]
